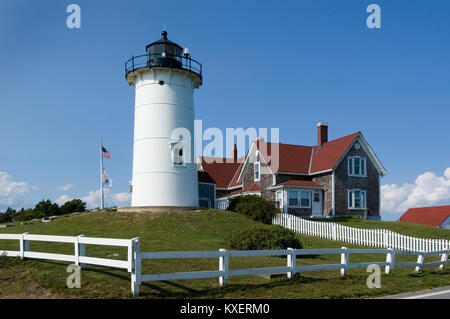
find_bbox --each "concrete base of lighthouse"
[117,206,201,214]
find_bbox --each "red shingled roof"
[199,157,242,189]
[309,132,360,173]
[272,180,324,188]
[197,171,215,184]
[399,205,450,227]
[243,183,261,192]
[199,132,361,190]
[258,132,359,174]
[217,183,261,199]
[258,141,312,174]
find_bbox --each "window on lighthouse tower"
[172,143,184,167]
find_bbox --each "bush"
[60,199,86,215]
[227,196,242,212]
[234,195,278,224]
[228,225,302,250]
[34,199,60,217]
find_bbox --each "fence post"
[439,251,448,270]
[131,237,141,297]
[385,248,395,274]
[219,248,229,286]
[20,232,29,259]
[415,253,425,272]
[78,235,86,269]
[439,247,449,270]
[287,248,296,279]
[340,247,349,276]
[332,224,337,241]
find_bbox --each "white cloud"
[57,184,73,191]
[381,167,450,214]
[55,194,73,206]
[56,189,131,209]
[0,172,34,207]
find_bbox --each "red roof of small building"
[272,180,324,188]
[217,183,261,199]
[399,205,450,227]
[243,183,261,192]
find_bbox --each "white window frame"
[348,156,366,177]
[287,190,311,208]
[299,191,311,208]
[254,161,260,182]
[348,189,367,209]
[288,190,299,207]
[276,190,283,209]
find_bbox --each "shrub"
[60,199,86,215]
[234,195,278,224]
[34,199,60,217]
[228,225,302,250]
[227,196,242,212]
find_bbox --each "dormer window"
[348,156,366,177]
[254,162,260,182]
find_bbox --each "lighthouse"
[125,31,202,208]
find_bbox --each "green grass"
[0,209,449,299]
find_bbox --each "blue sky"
[0,0,449,220]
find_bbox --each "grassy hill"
[0,209,449,299]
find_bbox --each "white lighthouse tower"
[125,31,202,208]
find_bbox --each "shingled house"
[197,123,387,220]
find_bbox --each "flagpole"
[100,139,104,210]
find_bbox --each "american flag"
[102,146,111,158]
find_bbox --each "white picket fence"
[272,214,450,252]
[0,233,136,271]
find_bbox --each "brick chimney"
[317,122,328,147]
[232,144,238,162]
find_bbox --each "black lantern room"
[146,30,183,68]
[125,30,202,84]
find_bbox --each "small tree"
[228,226,303,250]
[34,199,60,217]
[235,195,278,224]
[60,199,86,215]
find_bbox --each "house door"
[311,191,322,216]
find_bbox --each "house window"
[313,191,320,202]
[276,190,283,208]
[348,189,367,209]
[288,190,311,208]
[300,191,311,208]
[348,156,366,177]
[288,191,298,206]
[254,162,260,181]
[172,143,184,166]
